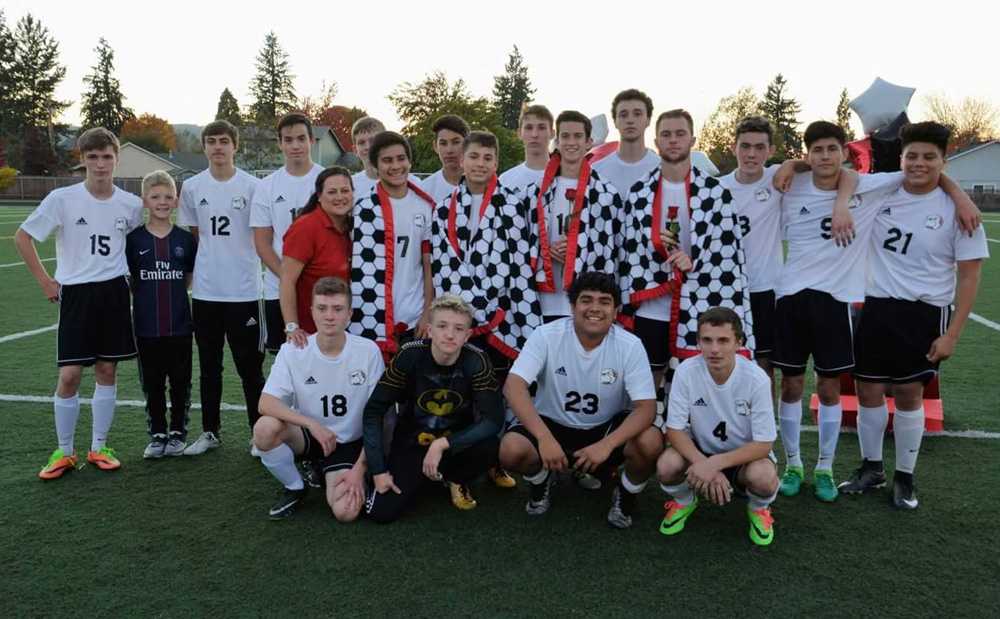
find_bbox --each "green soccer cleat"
[747,506,775,546]
[659,498,698,536]
[813,470,839,502]
[778,466,804,497]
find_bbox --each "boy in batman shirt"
[363,294,503,523]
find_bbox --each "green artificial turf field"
[2,206,999,616]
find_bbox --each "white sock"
[524,468,550,485]
[260,443,304,490]
[90,384,117,452]
[660,481,694,506]
[620,470,648,494]
[893,407,925,474]
[857,404,889,462]
[747,487,778,511]
[54,392,80,454]
[779,400,803,468]
[816,402,842,472]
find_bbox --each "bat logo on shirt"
[755,188,771,202]
[349,370,366,385]
[418,389,464,416]
[735,399,751,417]
[925,215,943,230]
[600,369,618,384]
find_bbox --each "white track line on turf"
[0,324,58,343]
[0,257,55,268]
[987,238,999,244]
[1,393,997,438]
[0,393,246,411]
[970,312,1000,332]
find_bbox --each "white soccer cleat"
[183,432,221,456]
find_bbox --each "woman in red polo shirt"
[279,166,353,347]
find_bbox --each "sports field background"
[2,202,999,616]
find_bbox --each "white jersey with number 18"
[263,333,385,442]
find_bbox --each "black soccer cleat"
[300,461,324,489]
[838,459,887,494]
[269,487,307,520]
[526,473,554,516]
[891,471,918,510]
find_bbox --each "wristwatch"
[284,322,299,334]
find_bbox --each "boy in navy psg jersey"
[127,171,196,459]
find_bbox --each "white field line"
[0,257,54,269]
[0,394,997,438]
[0,393,246,411]
[987,238,999,244]
[0,323,57,343]
[970,312,1000,332]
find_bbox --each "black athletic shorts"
[58,276,136,367]
[771,289,854,377]
[854,296,951,385]
[633,315,670,370]
[264,298,284,354]
[749,290,776,357]
[507,411,629,472]
[299,429,363,474]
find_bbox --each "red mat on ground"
[809,394,944,432]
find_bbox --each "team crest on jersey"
[173,246,185,258]
[755,187,771,202]
[115,217,127,231]
[735,399,751,417]
[600,369,618,384]
[349,370,366,385]
[231,197,247,210]
[418,389,463,416]
[414,214,426,228]
[848,195,862,209]
[925,215,943,230]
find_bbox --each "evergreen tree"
[216,87,242,126]
[760,74,802,160]
[247,31,297,127]
[9,14,69,174]
[492,45,535,130]
[836,88,856,142]
[80,38,134,134]
[0,10,17,166]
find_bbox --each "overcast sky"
[5,0,998,140]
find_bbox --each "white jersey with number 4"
[251,164,323,300]
[868,187,989,307]
[719,166,783,293]
[263,333,385,442]
[777,171,902,303]
[666,355,776,456]
[20,183,142,286]
[178,168,261,302]
[510,318,656,429]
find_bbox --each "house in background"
[946,141,1000,193]
[71,143,208,181]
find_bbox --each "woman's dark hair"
[297,166,354,220]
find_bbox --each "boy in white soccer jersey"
[16,128,143,479]
[717,117,785,376]
[420,114,470,203]
[498,104,554,197]
[251,112,323,354]
[255,277,383,520]
[841,122,988,509]
[177,120,265,456]
[350,117,423,201]
[499,272,663,529]
[657,307,779,546]
[351,131,435,357]
[593,89,661,202]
